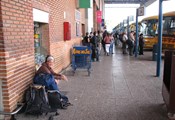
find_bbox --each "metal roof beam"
[142,0,157,7]
[104,0,156,7]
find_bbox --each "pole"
[135,9,138,57]
[156,0,163,77]
[123,20,125,32]
[127,16,130,38]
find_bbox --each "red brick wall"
[0,0,85,112]
[33,0,84,72]
[0,0,35,112]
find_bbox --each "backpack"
[47,91,69,109]
[25,85,57,116]
[126,39,134,48]
[119,34,123,43]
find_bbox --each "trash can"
[162,51,175,118]
[71,46,91,76]
[152,44,158,61]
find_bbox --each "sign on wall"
[33,8,49,23]
[96,10,102,23]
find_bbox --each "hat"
[45,55,54,62]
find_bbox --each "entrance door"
[34,22,49,70]
[82,24,85,37]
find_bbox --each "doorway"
[81,24,85,37]
[34,22,49,70]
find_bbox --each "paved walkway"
[17,48,168,120]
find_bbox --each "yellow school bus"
[140,15,159,49]
[140,11,175,50]
[129,21,142,33]
[162,11,175,50]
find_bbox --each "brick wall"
[0,0,85,112]
[33,0,84,71]
[0,0,35,112]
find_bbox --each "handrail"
[0,103,24,115]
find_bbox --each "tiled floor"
[16,48,169,120]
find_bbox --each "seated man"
[34,55,72,108]
[34,55,67,90]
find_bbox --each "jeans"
[109,42,114,54]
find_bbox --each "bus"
[140,11,175,50]
[129,21,142,33]
[162,11,175,50]
[140,15,159,49]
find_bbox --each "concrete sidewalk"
[16,48,168,120]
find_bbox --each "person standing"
[128,31,135,56]
[90,31,99,61]
[109,33,114,54]
[82,32,90,46]
[102,30,107,54]
[122,32,128,54]
[139,33,144,55]
[104,32,111,56]
[97,30,102,55]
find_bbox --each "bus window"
[141,19,158,37]
[163,17,175,35]
[170,20,175,28]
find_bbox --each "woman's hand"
[61,75,68,81]
[55,79,59,84]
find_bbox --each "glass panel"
[141,19,158,36]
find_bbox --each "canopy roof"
[104,0,156,6]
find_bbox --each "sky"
[105,0,175,31]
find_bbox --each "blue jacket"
[33,73,59,91]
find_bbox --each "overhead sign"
[138,7,145,16]
[77,0,91,8]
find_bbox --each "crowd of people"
[115,31,145,56]
[82,30,115,61]
[82,29,145,59]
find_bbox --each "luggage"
[47,90,70,109]
[25,85,59,119]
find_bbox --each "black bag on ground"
[47,91,69,109]
[25,85,54,115]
